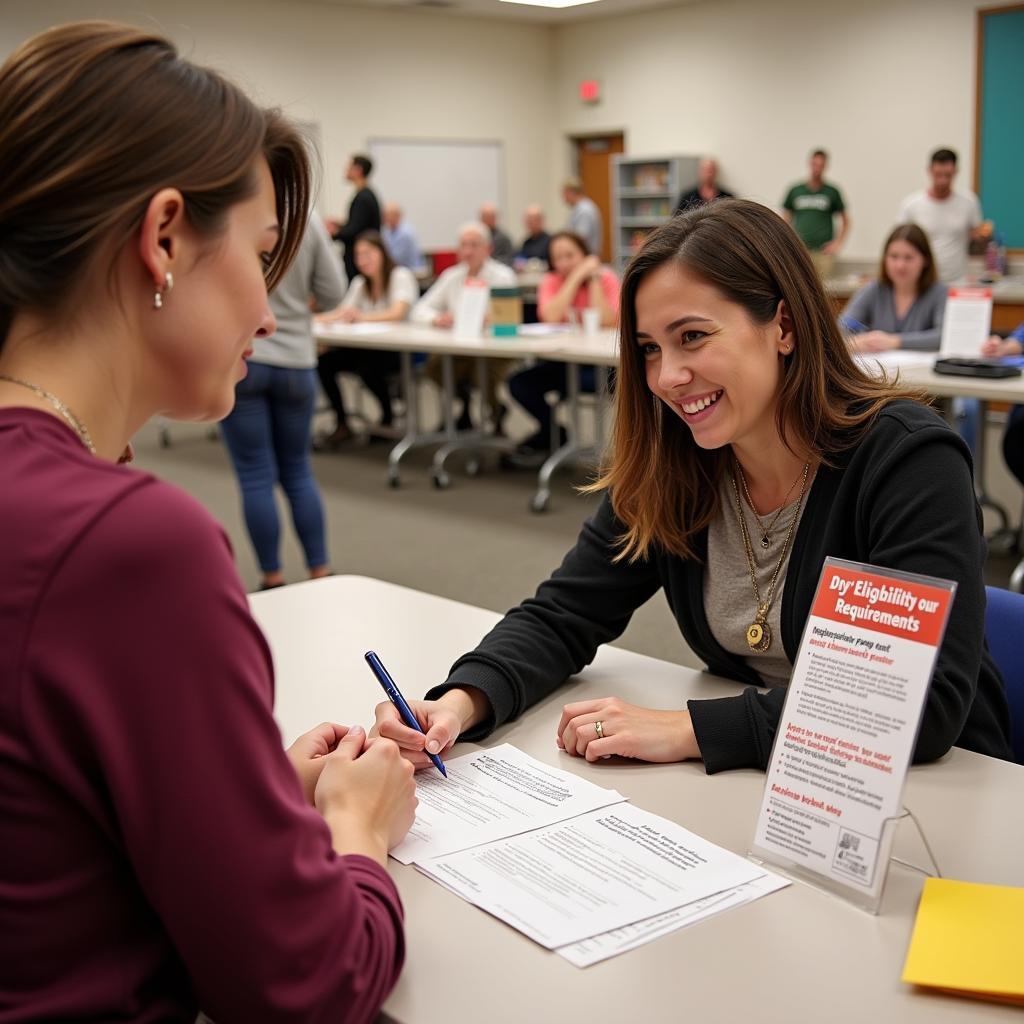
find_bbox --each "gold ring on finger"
[594,720,604,739]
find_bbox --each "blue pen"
[838,314,868,333]
[364,651,447,778]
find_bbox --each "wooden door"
[574,133,624,263]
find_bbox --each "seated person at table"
[0,22,417,1022]
[981,323,1024,488]
[480,202,515,267]
[506,232,619,459]
[843,224,947,352]
[374,199,1013,774]
[412,221,516,431]
[516,204,551,266]
[316,230,418,445]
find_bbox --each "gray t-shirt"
[703,473,811,688]
[251,218,346,370]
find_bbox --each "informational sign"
[452,278,490,339]
[750,558,955,912]
[939,287,993,356]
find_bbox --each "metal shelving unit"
[612,154,699,270]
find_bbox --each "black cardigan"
[428,401,1013,772]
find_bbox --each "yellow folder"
[902,877,1024,1005]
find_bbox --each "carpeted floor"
[133,410,1023,673]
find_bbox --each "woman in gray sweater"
[842,223,946,352]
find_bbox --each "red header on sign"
[947,288,993,300]
[811,564,951,647]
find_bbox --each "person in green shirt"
[782,148,850,278]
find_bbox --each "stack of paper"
[396,745,787,966]
[902,878,1024,1005]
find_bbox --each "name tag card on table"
[750,557,955,913]
[939,287,993,356]
[453,278,490,339]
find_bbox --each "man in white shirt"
[898,148,984,283]
[413,222,516,431]
[562,177,603,258]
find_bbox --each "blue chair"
[983,586,1024,763]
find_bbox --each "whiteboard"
[368,137,505,250]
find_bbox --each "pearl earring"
[153,272,174,310]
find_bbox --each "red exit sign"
[579,79,600,103]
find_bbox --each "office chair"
[983,585,1024,764]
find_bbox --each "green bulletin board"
[978,6,1024,248]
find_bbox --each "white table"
[251,575,1024,1024]
[315,322,616,507]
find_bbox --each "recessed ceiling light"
[498,0,602,9]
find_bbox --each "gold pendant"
[746,619,772,652]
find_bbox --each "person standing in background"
[782,149,849,278]
[381,201,425,272]
[516,204,551,266]
[674,158,734,214]
[562,177,603,258]
[480,202,514,267]
[220,217,344,590]
[898,148,984,284]
[328,153,381,281]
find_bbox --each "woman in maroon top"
[0,22,416,1024]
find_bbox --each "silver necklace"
[0,374,96,453]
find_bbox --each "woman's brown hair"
[878,223,938,296]
[546,230,592,266]
[354,230,397,301]
[589,199,926,562]
[0,21,311,349]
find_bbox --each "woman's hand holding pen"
[556,697,701,764]
[372,687,489,770]
[982,335,1023,358]
[847,330,899,353]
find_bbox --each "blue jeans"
[220,363,328,574]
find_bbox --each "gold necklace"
[0,374,96,453]
[736,462,804,550]
[729,460,810,652]
[0,374,134,463]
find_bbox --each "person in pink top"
[0,22,417,1024]
[506,232,620,461]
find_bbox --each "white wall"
[0,0,556,242]
[1,0,997,261]
[553,0,988,260]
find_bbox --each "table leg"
[530,363,605,514]
[973,400,1011,535]
[431,356,514,488]
[386,351,452,488]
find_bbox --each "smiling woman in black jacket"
[373,199,1013,773]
